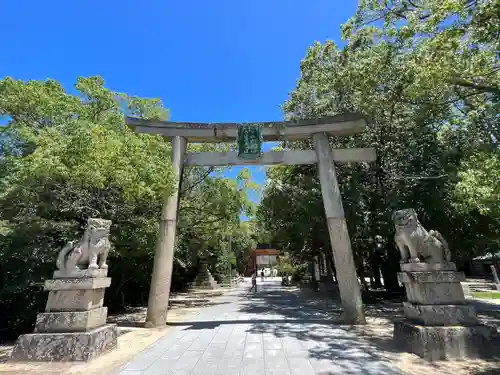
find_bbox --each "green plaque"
[237,123,263,160]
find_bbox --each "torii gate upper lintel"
[127,114,375,327]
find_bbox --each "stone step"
[190,285,219,290]
[192,279,218,284]
[190,283,217,287]
[464,283,497,292]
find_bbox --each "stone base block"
[401,277,466,305]
[34,307,108,333]
[400,262,456,272]
[46,288,106,312]
[53,268,108,279]
[10,324,117,362]
[45,277,111,291]
[403,302,479,326]
[393,320,499,361]
[398,271,465,284]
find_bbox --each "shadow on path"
[239,285,405,365]
[112,280,500,375]
[107,301,230,328]
[237,281,500,370]
[239,285,405,321]
[168,318,344,329]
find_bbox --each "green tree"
[0,76,176,337]
[342,0,500,215]
[0,76,254,338]
[258,0,500,293]
[454,150,500,216]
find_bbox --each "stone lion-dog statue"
[56,218,112,273]
[392,208,451,264]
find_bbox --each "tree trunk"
[381,244,401,294]
[370,248,382,289]
[325,250,335,284]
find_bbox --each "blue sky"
[1,0,357,210]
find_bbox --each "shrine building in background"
[244,244,280,276]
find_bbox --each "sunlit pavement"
[110,278,405,375]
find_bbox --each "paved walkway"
[111,278,405,375]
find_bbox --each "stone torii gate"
[126,113,376,326]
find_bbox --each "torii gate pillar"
[314,132,365,324]
[145,136,186,328]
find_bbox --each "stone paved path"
[111,278,406,375]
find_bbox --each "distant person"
[264,267,271,278]
[261,269,264,281]
[249,272,257,292]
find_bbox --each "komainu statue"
[56,218,112,273]
[392,208,451,264]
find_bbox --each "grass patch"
[471,291,500,299]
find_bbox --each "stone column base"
[10,324,117,362]
[394,320,499,361]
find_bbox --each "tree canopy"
[0,76,256,338]
[258,0,500,290]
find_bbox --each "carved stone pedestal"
[190,263,219,290]
[11,270,117,362]
[394,262,499,361]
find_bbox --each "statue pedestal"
[11,270,117,362]
[190,263,219,290]
[394,262,499,361]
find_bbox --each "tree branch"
[452,80,500,96]
[391,174,448,180]
[180,167,214,195]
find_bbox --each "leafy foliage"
[258,0,500,291]
[0,76,254,339]
[276,252,303,278]
[454,150,500,216]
